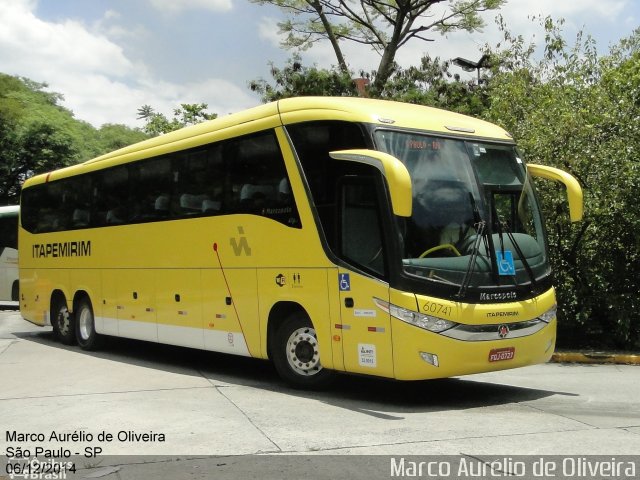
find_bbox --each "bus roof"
[24,97,513,187]
[276,97,511,140]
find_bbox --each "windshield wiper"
[457,193,486,298]
[490,196,538,291]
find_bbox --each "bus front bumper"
[391,317,556,381]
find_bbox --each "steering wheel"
[418,243,462,258]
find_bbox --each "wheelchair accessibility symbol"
[496,250,516,276]
[339,273,351,291]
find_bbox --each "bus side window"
[227,131,301,227]
[286,121,368,249]
[173,147,224,217]
[129,157,173,221]
[94,165,130,226]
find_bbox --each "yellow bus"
[19,97,583,388]
[0,205,19,304]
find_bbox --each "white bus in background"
[0,205,19,305]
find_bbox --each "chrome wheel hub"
[285,327,322,376]
[56,307,71,336]
[78,308,92,340]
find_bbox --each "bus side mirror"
[329,149,412,217]
[527,164,583,222]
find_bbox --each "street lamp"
[452,54,491,84]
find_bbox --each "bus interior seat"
[180,193,209,214]
[239,184,274,210]
[154,195,170,217]
[72,209,90,227]
[202,199,221,214]
[106,208,124,224]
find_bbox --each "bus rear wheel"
[75,297,99,350]
[271,312,333,389]
[51,296,75,345]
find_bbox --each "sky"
[0,0,637,129]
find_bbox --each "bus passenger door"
[335,178,394,378]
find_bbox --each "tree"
[483,18,640,349]
[96,123,150,152]
[249,56,357,101]
[137,103,217,136]
[0,73,149,204]
[0,115,77,205]
[372,54,489,115]
[251,0,505,92]
[250,54,488,117]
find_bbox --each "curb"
[551,351,640,365]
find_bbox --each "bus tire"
[51,296,75,345]
[271,312,334,389]
[75,297,99,350]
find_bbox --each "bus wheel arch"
[11,280,19,302]
[267,302,334,389]
[73,291,99,350]
[50,290,75,345]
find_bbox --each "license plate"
[489,347,515,362]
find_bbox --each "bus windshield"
[375,130,548,292]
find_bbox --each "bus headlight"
[539,304,557,323]
[374,298,457,333]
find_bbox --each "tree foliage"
[483,18,640,349]
[370,55,489,115]
[251,0,505,92]
[0,73,148,205]
[137,103,217,136]
[249,56,358,101]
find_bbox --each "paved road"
[1,309,638,479]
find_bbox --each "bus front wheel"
[51,296,75,345]
[271,312,333,389]
[75,297,99,350]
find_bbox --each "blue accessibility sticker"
[339,273,351,291]
[496,250,516,276]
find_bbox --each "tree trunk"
[309,0,350,75]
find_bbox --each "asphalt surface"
[1,309,638,479]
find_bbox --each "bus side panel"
[335,269,394,378]
[201,269,254,357]
[222,269,258,357]
[19,268,70,326]
[99,270,119,336]
[156,269,204,349]
[257,268,335,369]
[115,269,158,342]
[18,268,44,325]
[69,268,101,313]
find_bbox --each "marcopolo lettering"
[479,291,517,301]
[32,240,91,259]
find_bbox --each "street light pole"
[452,54,491,84]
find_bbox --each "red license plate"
[489,347,515,362]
